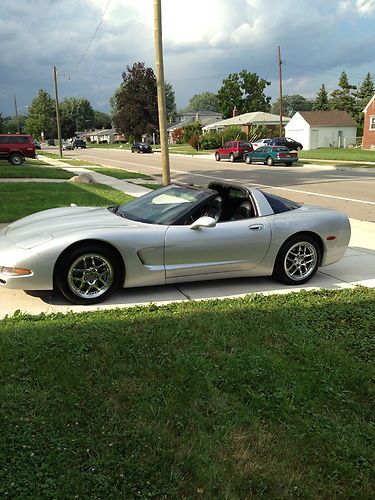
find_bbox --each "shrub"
[222,126,246,142]
[171,128,184,144]
[183,122,202,142]
[188,135,200,150]
[200,131,222,150]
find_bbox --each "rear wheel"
[266,156,274,166]
[215,152,221,161]
[55,244,122,305]
[9,153,24,166]
[245,155,252,165]
[229,153,235,163]
[273,235,320,285]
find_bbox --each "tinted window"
[273,147,289,152]
[260,191,302,213]
[0,135,29,144]
[257,147,266,152]
[239,142,251,148]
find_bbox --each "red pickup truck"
[0,134,37,165]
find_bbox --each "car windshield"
[240,142,252,148]
[115,184,212,225]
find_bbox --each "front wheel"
[266,156,274,166]
[273,235,321,285]
[215,152,221,161]
[9,153,24,166]
[229,153,235,163]
[245,155,252,164]
[55,245,122,304]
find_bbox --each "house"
[202,111,290,136]
[362,94,375,150]
[82,128,118,144]
[167,110,222,142]
[285,111,357,150]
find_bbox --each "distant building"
[202,111,290,136]
[167,110,223,142]
[285,111,357,150]
[362,94,375,150]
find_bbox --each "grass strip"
[299,148,375,162]
[0,165,71,179]
[0,288,374,498]
[0,183,133,222]
[87,167,152,180]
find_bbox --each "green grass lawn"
[0,183,133,222]
[0,288,374,498]
[167,144,214,155]
[299,148,375,162]
[39,151,65,159]
[87,167,152,180]
[0,164,72,179]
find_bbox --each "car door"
[221,142,231,159]
[251,146,266,163]
[164,216,271,279]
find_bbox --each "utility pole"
[14,95,20,134]
[154,0,170,185]
[278,46,284,137]
[53,66,63,157]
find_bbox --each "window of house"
[370,116,375,131]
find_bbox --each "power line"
[74,0,112,71]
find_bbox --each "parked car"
[62,141,73,151]
[33,139,41,150]
[252,138,271,150]
[269,137,303,151]
[0,181,350,305]
[47,138,55,146]
[215,141,253,162]
[73,139,86,149]
[0,134,36,165]
[131,142,152,153]
[244,146,298,166]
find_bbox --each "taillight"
[278,153,287,157]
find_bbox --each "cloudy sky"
[1,0,375,116]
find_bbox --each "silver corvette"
[0,182,350,304]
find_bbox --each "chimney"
[232,106,239,117]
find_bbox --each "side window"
[225,142,230,148]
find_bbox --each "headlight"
[0,266,32,276]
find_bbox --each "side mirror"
[189,216,217,230]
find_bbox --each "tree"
[330,71,357,116]
[3,115,27,134]
[271,94,314,116]
[93,110,112,129]
[59,97,95,138]
[0,112,5,133]
[314,84,330,110]
[355,72,375,101]
[112,62,158,140]
[217,70,271,118]
[165,82,176,122]
[25,89,55,139]
[185,92,220,112]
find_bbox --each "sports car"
[0,182,351,305]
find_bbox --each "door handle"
[249,224,264,231]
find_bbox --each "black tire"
[9,153,24,166]
[273,235,321,285]
[229,153,235,163]
[245,155,252,165]
[266,156,274,166]
[215,152,221,161]
[55,244,123,305]
[285,162,293,166]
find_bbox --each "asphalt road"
[67,148,375,222]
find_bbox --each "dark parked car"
[244,146,298,166]
[33,139,41,150]
[73,139,86,149]
[131,142,152,153]
[215,141,253,162]
[269,137,303,151]
[47,138,55,146]
[0,134,36,165]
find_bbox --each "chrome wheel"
[284,241,318,281]
[67,253,114,299]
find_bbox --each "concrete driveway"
[0,218,374,319]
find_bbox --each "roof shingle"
[299,110,357,127]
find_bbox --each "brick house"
[363,94,375,149]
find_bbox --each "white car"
[252,138,270,150]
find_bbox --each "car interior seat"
[205,196,223,222]
[230,200,253,221]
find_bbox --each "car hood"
[5,206,143,245]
